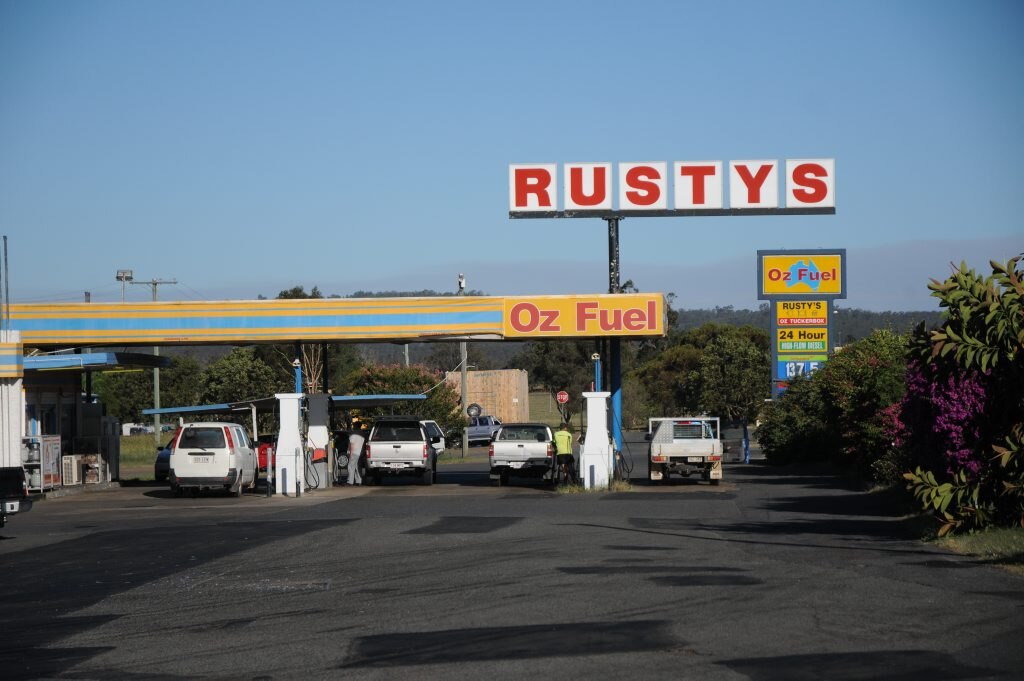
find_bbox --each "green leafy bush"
[757,376,830,466]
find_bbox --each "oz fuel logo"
[759,251,845,298]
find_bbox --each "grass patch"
[120,435,166,466]
[556,478,634,494]
[935,527,1024,576]
[438,453,490,466]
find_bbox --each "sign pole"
[605,218,624,460]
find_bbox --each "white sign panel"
[508,163,557,212]
[786,158,836,208]
[563,163,613,210]
[729,160,779,209]
[618,162,667,210]
[673,161,723,209]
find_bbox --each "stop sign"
[556,391,569,404]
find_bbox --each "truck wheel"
[710,479,721,486]
[497,469,509,487]
[421,468,434,486]
[662,468,672,485]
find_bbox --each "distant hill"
[674,305,943,345]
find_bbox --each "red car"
[255,435,276,472]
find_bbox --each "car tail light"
[423,444,428,460]
[546,443,554,458]
[709,455,721,461]
[366,445,372,459]
[652,455,666,463]
[488,444,494,458]
[224,427,234,448]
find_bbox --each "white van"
[169,422,257,497]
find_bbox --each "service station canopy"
[10,293,665,348]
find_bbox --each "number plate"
[389,462,406,469]
[686,456,704,463]
[192,456,212,464]
[4,501,18,513]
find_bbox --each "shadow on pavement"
[0,519,343,680]
[340,619,679,668]
[718,649,996,681]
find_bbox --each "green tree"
[814,329,908,481]
[423,342,493,373]
[697,330,771,446]
[160,354,204,409]
[201,347,281,405]
[93,369,151,424]
[630,343,702,415]
[344,364,461,436]
[508,340,597,421]
[757,376,830,465]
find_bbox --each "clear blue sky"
[1,0,1021,311]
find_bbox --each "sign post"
[510,159,837,453]
[758,250,847,397]
[556,390,569,422]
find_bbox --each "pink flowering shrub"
[893,359,989,477]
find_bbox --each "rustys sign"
[509,159,834,212]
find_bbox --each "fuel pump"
[579,391,612,489]
[274,393,305,496]
[305,394,330,489]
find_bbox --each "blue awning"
[330,394,426,408]
[144,393,426,416]
[25,352,172,371]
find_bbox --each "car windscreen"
[497,425,549,442]
[178,427,226,449]
[371,424,423,442]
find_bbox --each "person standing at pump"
[346,425,366,486]
[554,423,574,479]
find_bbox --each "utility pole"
[458,273,467,459]
[131,277,177,443]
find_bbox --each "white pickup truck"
[365,417,438,485]
[488,423,556,487]
[646,417,723,485]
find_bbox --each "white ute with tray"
[646,417,724,485]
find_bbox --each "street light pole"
[131,277,177,443]
[115,269,133,303]
[458,273,468,459]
